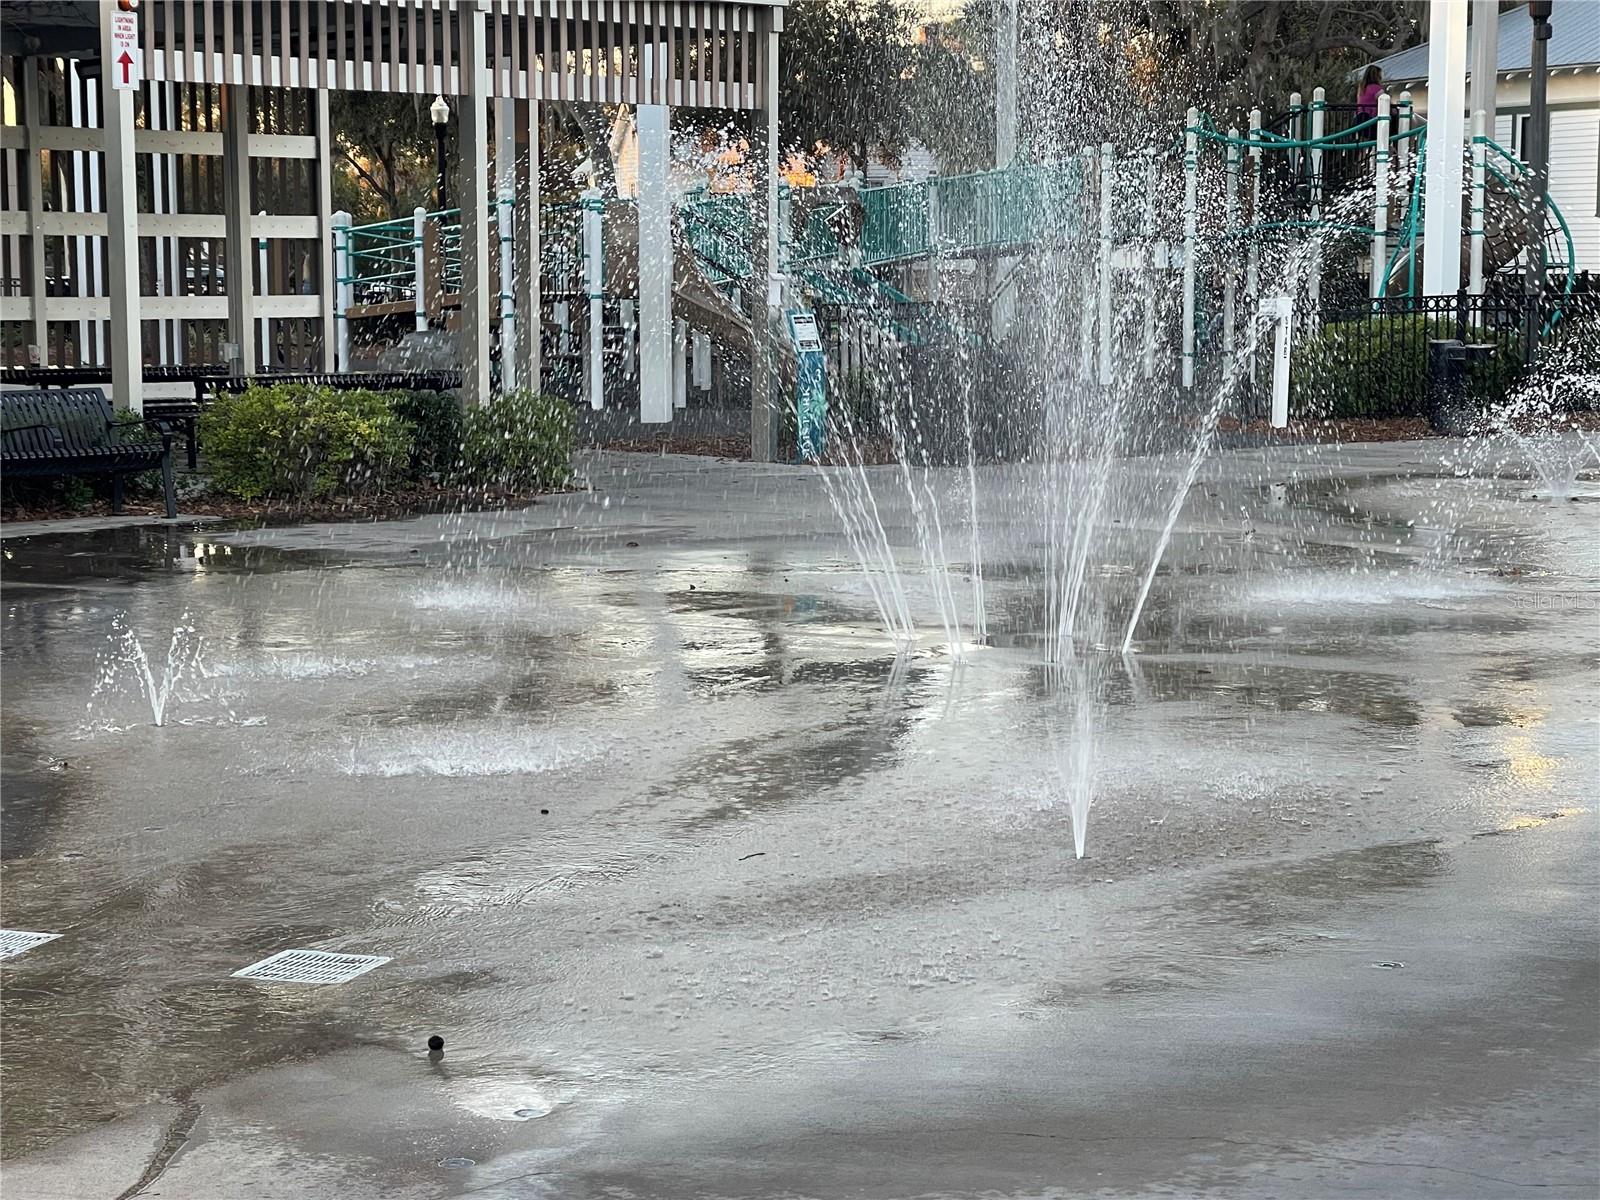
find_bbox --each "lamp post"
[430,95,450,211]
[1523,0,1552,364]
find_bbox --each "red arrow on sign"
[118,51,133,84]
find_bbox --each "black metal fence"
[1228,288,1599,422]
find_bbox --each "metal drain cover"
[0,930,62,960]
[232,949,391,984]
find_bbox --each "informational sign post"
[787,310,827,462]
[110,10,141,90]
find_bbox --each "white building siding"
[1546,108,1599,274]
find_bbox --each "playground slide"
[600,206,754,351]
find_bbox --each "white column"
[413,207,429,332]
[1307,88,1325,322]
[1268,295,1293,429]
[1372,93,1392,301]
[1422,1,1469,298]
[496,98,518,391]
[69,59,91,363]
[750,8,783,460]
[514,98,541,395]
[149,83,169,365]
[1468,109,1487,298]
[256,210,269,364]
[637,104,673,423]
[333,210,352,370]
[621,299,637,379]
[1246,108,1262,371]
[1181,108,1198,390]
[995,0,1018,167]
[692,332,711,391]
[1397,91,1413,173]
[221,84,255,374]
[1097,142,1113,386]
[582,187,604,410]
[1223,127,1240,354]
[673,317,689,409]
[1141,149,1157,380]
[316,91,336,370]
[101,6,142,409]
[457,0,493,404]
[20,58,49,366]
[1469,0,1500,136]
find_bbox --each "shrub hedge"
[199,385,573,502]
[457,389,575,491]
[1291,317,1525,419]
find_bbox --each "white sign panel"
[110,11,141,91]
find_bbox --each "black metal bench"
[2,389,177,518]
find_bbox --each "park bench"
[2,388,177,518]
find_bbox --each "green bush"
[200,385,413,502]
[1291,317,1525,419]
[388,388,464,476]
[457,390,575,491]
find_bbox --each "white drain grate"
[231,949,391,984]
[0,930,63,960]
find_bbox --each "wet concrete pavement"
[1,441,1596,1198]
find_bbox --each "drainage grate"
[0,930,63,960]
[231,949,391,984]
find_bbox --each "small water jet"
[89,613,204,728]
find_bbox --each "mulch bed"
[1,482,551,526]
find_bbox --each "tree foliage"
[328,92,446,223]
[780,0,919,173]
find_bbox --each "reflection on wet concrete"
[1,444,1596,1188]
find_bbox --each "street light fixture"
[430,95,451,211]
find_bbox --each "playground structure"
[3,1,1585,461]
[334,78,1578,439]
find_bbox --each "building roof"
[1372,1,1600,84]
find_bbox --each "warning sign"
[110,10,140,90]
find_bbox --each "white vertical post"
[1246,108,1262,371]
[621,299,637,378]
[101,3,142,408]
[582,186,604,410]
[1468,109,1487,299]
[1181,108,1198,390]
[413,207,428,332]
[458,0,493,404]
[1287,92,1303,182]
[316,90,335,370]
[995,0,1017,167]
[1097,142,1114,385]
[87,74,104,364]
[256,210,269,365]
[1141,149,1158,380]
[1422,2,1468,298]
[222,84,256,374]
[1469,0,1501,137]
[1396,91,1413,173]
[673,317,688,409]
[69,59,91,363]
[514,97,542,395]
[333,210,352,370]
[637,104,673,423]
[496,98,517,391]
[149,83,169,366]
[1269,295,1293,429]
[1372,93,1392,301]
[1223,127,1240,354]
[1078,146,1094,377]
[751,7,784,460]
[20,58,49,366]
[1307,88,1325,322]
[692,332,711,391]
